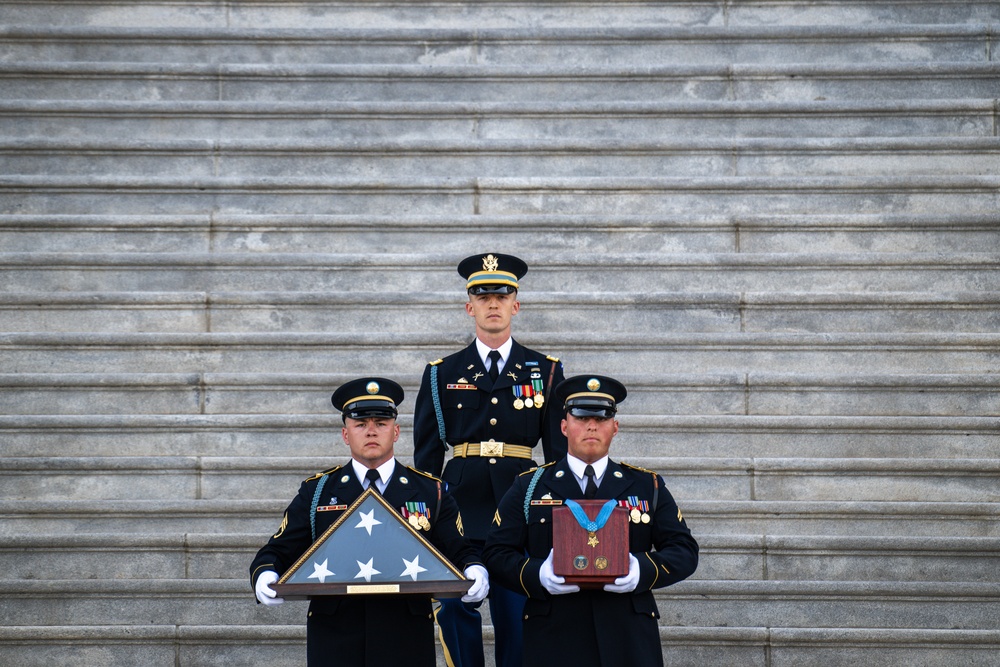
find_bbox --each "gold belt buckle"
[480,441,504,457]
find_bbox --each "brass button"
[491,397,498,404]
[489,458,497,464]
[490,418,497,425]
[457,404,462,409]
[540,518,545,523]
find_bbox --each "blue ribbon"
[564,499,617,532]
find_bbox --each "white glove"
[539,549,579,595]
[462,564,490,603]
[255,570,285,606]
[603,553,640,593]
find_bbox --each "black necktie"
[365,468,381,493]
[488,350,502,383]
[584,465,598,499]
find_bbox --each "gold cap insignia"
[483,254,499,272]
[587,378,601,392]
[366,381,380,395]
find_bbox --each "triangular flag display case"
[271,487,471,600]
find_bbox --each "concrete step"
[2,251,999,293]
[2,624,999,667]
[4,371,999,417]
[663,580,1000,630]
[4,578,999,629]
[6,531,999,583]
[2,455,997,503]
[5,137,999,178]
[2,413,997,460]
[2,1,998,28]
[4,290,1000,334]
[0,625,308,667]
[3,175,998,216]
[1,213,997,255]
[2,331,998,375]
[3,62,997,102]
[3,498,997,538]
[2,25,994,66]
[3,99,994,140]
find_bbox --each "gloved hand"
[603,553,640,593]
[255,570,285,606]
[539,549,579,596]
[462,564,490,603]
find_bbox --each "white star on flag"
[355,509,382,536]
[400,555,428,581]
[307,558,334,584]
[355,557,381,582]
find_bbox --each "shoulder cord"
[523,466,546,522]
[430,365,448,450]
[309,474,329,541]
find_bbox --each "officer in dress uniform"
[250,378,490,667]
[483,375,699,667]
[413,253,567,667]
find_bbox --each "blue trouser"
[437,584,525,667]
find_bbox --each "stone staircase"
[2,1,999,665]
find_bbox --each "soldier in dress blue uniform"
[250,377,490,667]
[413,253,567,667]
[483,375,699,667]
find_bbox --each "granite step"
[2,331,998,375]
[2,412,996,460]
[2,251,999,293]
[3,290,1000,334]
[3,99,994,140]
[5,137,999,178]
[6,532,999,583]
[2,213,997,255]
[3,62,998,103]
[2,25,994,66]
[3,175,998,216]
[4,578,999,629]
[2,455,997,503]
[3,499,997,538]
[2,0,998,28]
[2,624,999,667]
[3,371,999,417]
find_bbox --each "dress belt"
[452,441,533,459]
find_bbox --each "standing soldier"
[250,377,489,666]
[413,253,566,667]
[483,375,699,667]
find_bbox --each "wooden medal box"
[552,500,629,586]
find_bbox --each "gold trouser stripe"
[452,442,533,459]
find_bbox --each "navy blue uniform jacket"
[412,339,566,541]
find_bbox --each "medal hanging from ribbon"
[564,499,618,548]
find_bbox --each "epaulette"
[406,465,443,483]
[518,461,555,476]
[546,355,560,363]
[304,464,343,482]
[620,461,657,475]
[429,358,444,366]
